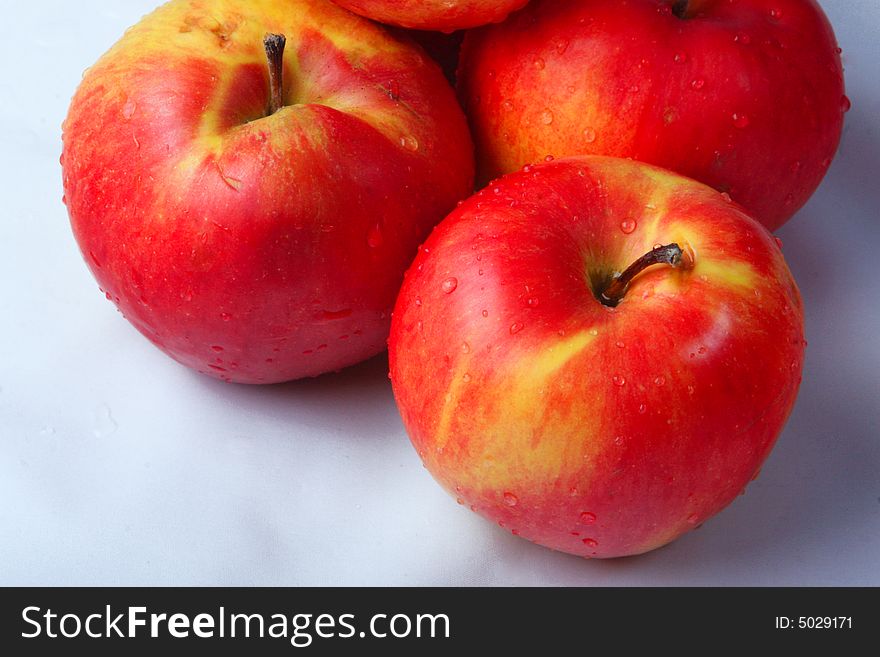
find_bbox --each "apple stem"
[264,33,286,116]
[600,244,684,308]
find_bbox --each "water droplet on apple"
[614,436,624,446]
[687,385,695,395]
[211,346,224,353]
[122,99,137,120]
[589,328,599,336]
[769,7,784,19]
[220,312,232,321]
[502,99,514,111]
[441,277,458,294]
[481,309,489,318]
[612,375,626,387]
[399,134,419,152]
[620,219,637,234]
[654,376,666,386]
[638,403,647,414]
[580,511,597,525]
[540,109,554,125]
[841,95,852,113]
[615,341,625,349]
[720,191,732,203]
[673,52,687,64]
[555,39,570,55]
[582,538,598,548]
[691,78,706,90]
[386,80,400,101]
[367,223,384,248]
[461,342,471,354]
[732,113,750,129]
[509,322,524,335]
[687,513,699,525]
[503,492,519,506]
[774,236,784,249]
[533,57,545,70]
[583,128,597,143]
[734,33,751,45]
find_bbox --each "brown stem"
[600,244,684,307]
[264,33,286,115]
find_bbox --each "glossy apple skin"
[389,156,805,558]
[332,0,529,32]
[62,0,474,384]
[458,0,847,231]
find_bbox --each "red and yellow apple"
[389,156,805,558]
[62,0,474,384]
[332,0,529,32]
[458,0,847,231]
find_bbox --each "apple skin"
[332,0,529,32]
[458,0,847,231]
[62,0,474,384]
[389,156,805,558]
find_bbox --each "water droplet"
[769,7,783,19]
[461,342,471,354]
[122,99,137,120]
[367,223,383,248]
[503,492,519,506]
[462,373,472,383]
[399,134,419,152]
[580,511,597,525]
[502,99,514,111]
[527,297,539,307]
[732,113,750,129]
[555,39,570,55]
[673,52,687,64]
[612,375,626,387]
[386,80,400,101]
[614,436,624,446]
[481,309,489,318]
[687,385,695,395]
[543,155,554,162]
[720,191,732,203]
[532,57,545,70]
[456,497,464,505]
[540,109,554,125]
[589,328,599,336]
[638,403,647,414]
[615,341,625,349]
[509,322,524,335]
[734,33,751,45]
[774,236,784,249]
[414,297,422,307]
[691,78,705,90]
[583,127,597,143]
[841,95,852,113]
[211,345,224,353]
[654,375,666,386]
[441,277,458,294]
[687,513,699,525]
[220,312,232,321]
[582,538,598,548]
[629,84,640,93]
[620,219,637,234]
[92,404,118,438]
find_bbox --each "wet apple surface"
[389,156,805,558]
[62,0,474,383]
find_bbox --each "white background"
[1,0,877,586]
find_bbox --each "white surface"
[1,0,878,586]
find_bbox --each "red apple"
[389,156,805,558]
[458,0,848,231]
[62,0,474,384]
[332,0,529,32]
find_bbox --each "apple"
[458,0,848,231]
[331,0,529,32]
[62,0,474,384]
[389,156,805,558]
